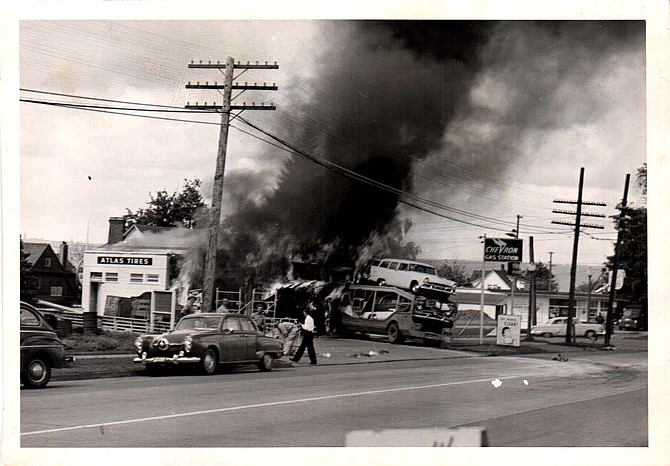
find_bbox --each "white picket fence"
[38,308,169,334]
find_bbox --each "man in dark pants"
[291,308,317,365]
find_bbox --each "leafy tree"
[636,163,647,197]
[126,178,205,229]
[606,206,647,306]
[436,261,469,285]
[20,240,38,303]
[520,262,558,292]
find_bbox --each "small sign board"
[345,427,488,447]
[497,315,521,347]
[484,238,523,262]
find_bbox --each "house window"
[45,258,51,267]
[105,272,119,282]
[91,272,103,281]
[130,273,143,283]
[147,274,159,283]
[50,286,63,297]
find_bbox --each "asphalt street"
[19,340,647,448]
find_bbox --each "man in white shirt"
[290,307,317,365]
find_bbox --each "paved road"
[20,348,647,448]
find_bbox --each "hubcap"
[204,353,215,371]
[30,362,45,379]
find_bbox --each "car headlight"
[183,335,193,353]
[134,336,143,352]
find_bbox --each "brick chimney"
[107,217,125,244]
[59,241,69,268]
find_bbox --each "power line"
[21,88,563,234]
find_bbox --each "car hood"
[146,329,218,342]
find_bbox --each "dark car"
[618,306,646,331]
[20,302,71,388]
[133,312,284,374]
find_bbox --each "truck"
[335,284,457,345]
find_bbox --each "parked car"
[133,312,284,374]
[20,302,72,388]
[531,317,605,340]
[618,306,646,331]
[367,258,456,291]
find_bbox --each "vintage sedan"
[133,312,283,374]
[531,317,605,340]
[21,302,72,388]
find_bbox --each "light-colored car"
[531,317,605,340]
[134,313,283,374]
[367,258,455,292]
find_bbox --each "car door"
[553,318,567,336]
[238,317,259,361]
[220,316,245,362]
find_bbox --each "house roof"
[470,268,525,291]
[125,224,176,237]
[451,291,508,306]
[21,241,76,272]
[22,242,49,265]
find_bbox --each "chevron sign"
[484,238,523,262]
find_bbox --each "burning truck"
[263,263,457,346]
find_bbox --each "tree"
[20,240,38,304]
[520,262,558,292]
[126,178,205,229]
[436,261,469,285]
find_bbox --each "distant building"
[459,265,616,327]
[22,241,79,305]
[79,217,187,317]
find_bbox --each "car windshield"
[176,316,222,330]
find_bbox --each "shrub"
[63,330,140,353]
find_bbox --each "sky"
[13,14,652,272]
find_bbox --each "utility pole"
[186,58,278,311]
[479,234,486,345]
[548,251,554,290]
[506,216,521,317]
[586,271,592,320]
[524,235,535,341]
[552,167,606,344]
[604,174,631,347]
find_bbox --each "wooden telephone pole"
[604,174,631,347]
[186,58,278,311]
[552,167,606,344]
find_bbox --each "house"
[106,216,176,245]
[21,241,79,305]
[470,266,527,291]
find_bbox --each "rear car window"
[21,308,40,326]
[223,317,241,331]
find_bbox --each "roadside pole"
[604,174,630,347]
[186,59,278,311]
[480,234,486,345]
[524,236,535,341]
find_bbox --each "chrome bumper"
[134,354,201,365]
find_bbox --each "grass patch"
[63,329,139,354]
